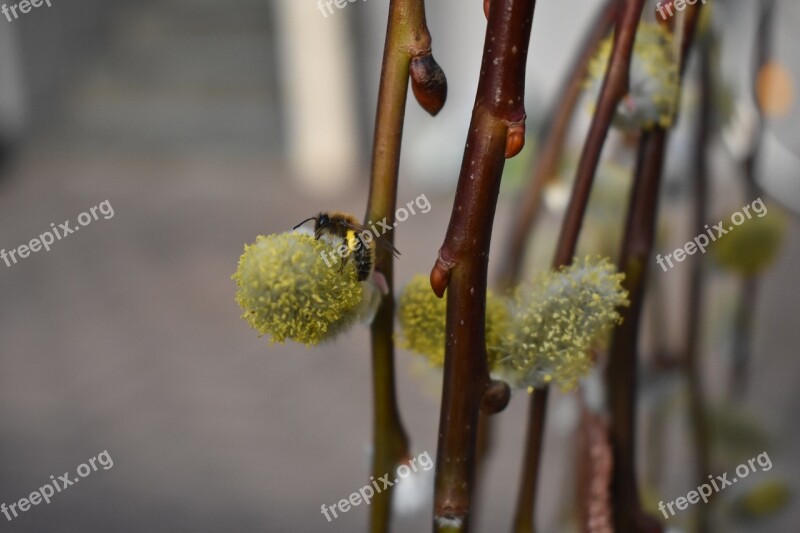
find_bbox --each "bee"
[293,212,400,282]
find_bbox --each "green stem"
[364,1,443,530]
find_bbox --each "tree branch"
[606,6,703,531]
[429,1,537,530]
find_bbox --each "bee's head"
[314,213,330,239]
[316,213,330,229]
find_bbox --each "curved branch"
[364,1,445,530]
[606,6,704,531]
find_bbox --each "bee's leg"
[354,235,371,281]
[337,243,351,273]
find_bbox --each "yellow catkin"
[500,257,629,391]
[396,275,510,368]
[232,232,367,345]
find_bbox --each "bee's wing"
[372,235,401,258]
[341,220,401,258]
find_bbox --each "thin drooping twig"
[606,7,703,531]
[512,2,647,531]
[607,126,667,533]
[364,1,446,530]
[498,0,620,289]
[731,0,775,397]
[428,0,537,530]
[684,29,712,533]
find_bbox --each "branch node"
[504,118,527,159]
[410,51,448,116]
[481,379,511,414]
[430,250,456,298]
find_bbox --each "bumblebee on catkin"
[232,230,379,345]
[586,22,680,131]
[498,257,629,391]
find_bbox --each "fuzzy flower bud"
[499,257,629,391]
[586,22,680,131]
[735,479,790,518]
[232,231,379,345]
[396,275,509,368]
[712,208,786,276]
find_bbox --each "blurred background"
[0,0,798,531]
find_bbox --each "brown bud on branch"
[410,51,448,116]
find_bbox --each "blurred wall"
[0,0,122,139]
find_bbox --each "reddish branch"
[498,0,620,288]
[428,0,537,530]
[364,1,445,530]
[606,7,703,532]
[607,127,667,533]
[512,2,646,531]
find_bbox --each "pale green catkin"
[712,209,786,276]
[499,257,629,391]
[586,22,680,131]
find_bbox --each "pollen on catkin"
[232,231,371,345]
[396,275,509,368]
[499,257,629,391]
[586,22,680,131]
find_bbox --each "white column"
[273,0,360,195]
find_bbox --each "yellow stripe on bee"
[346,230,359,252]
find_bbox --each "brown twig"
[607,126,667,533]
[364,1,446,530]
[684,28,712,533]
[498,0,620,289]
[606,7,703,531]
[731,0,775,397]
[428,0,537,530]
[512,2,647,531]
